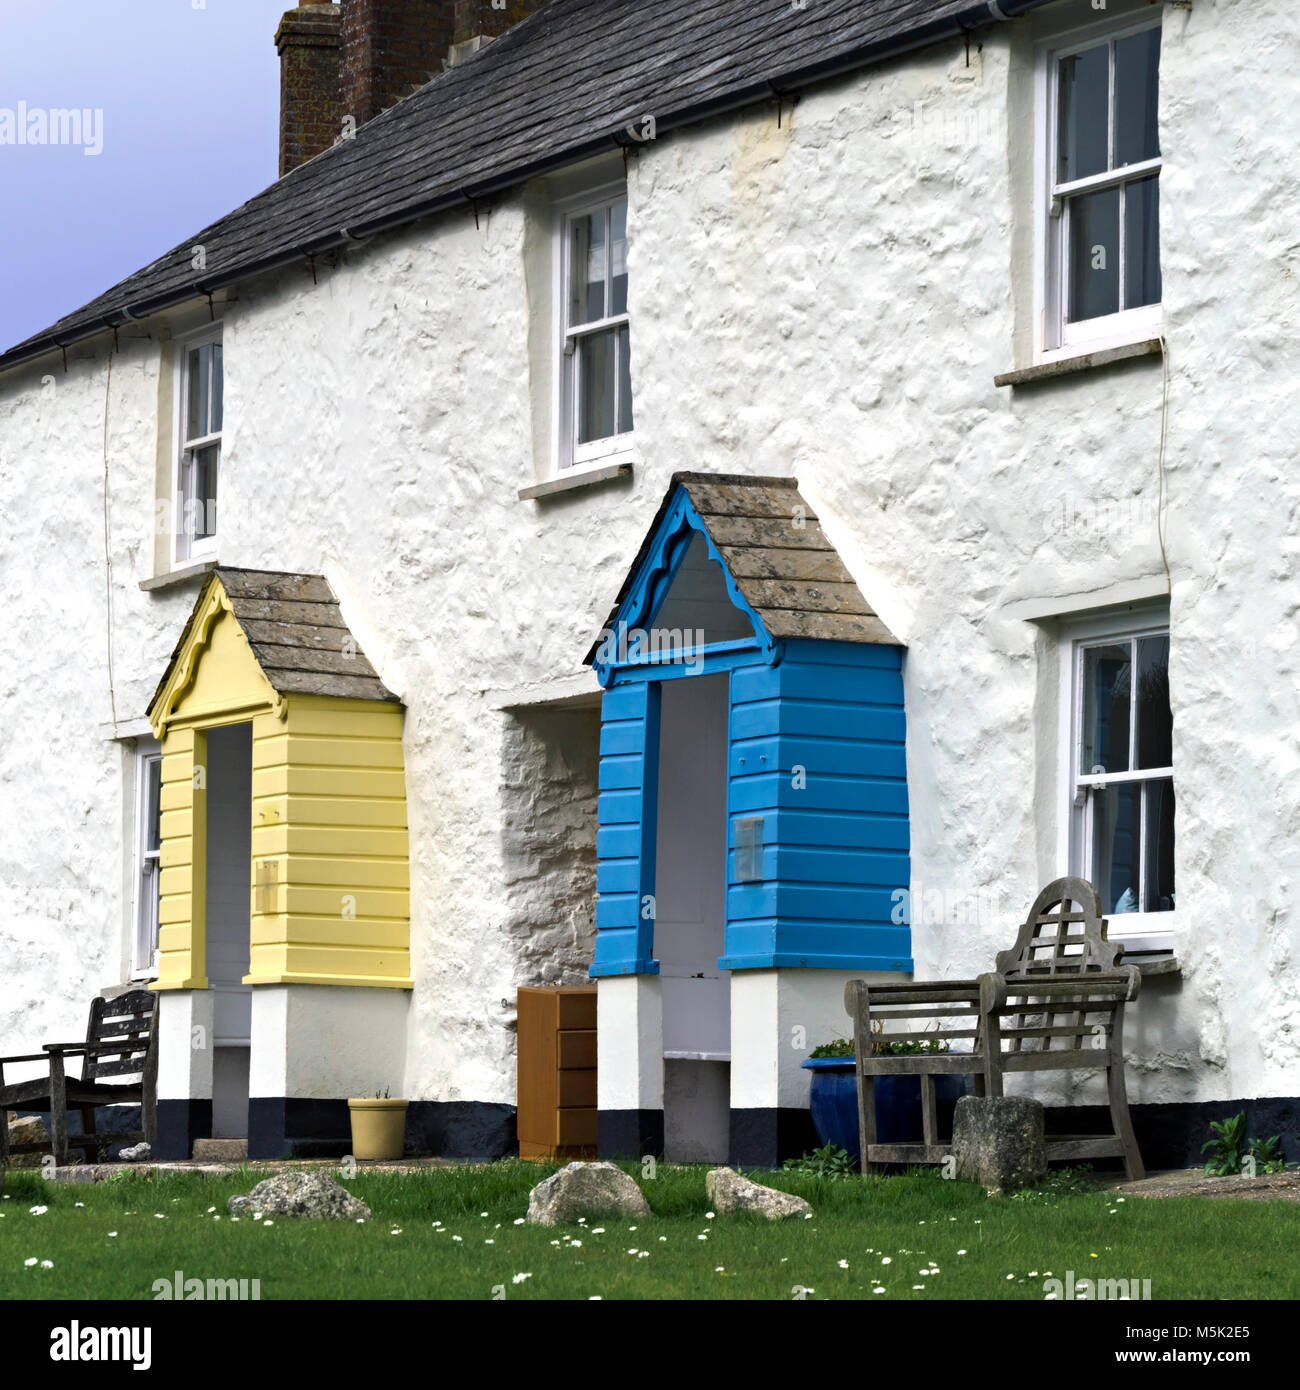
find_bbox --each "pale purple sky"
[0,0,294,350]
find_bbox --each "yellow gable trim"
[148,578,284,739]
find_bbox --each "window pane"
[1124,175,1161,309]
[577,328,616,444]
[1082,642,1132,774]
[1057,44,1109,182]
[145,757,162,853]
[569,211,606,327]
[610,199,628,317]
[617,324,633,436]
[1093,781,1140,915]
[186,347,204,441]
[1114,27,1160,168]
[1135,634,1171,769]
[1067,186,1120,322]
[1143,778,1175,912]
[211,341,224,434]
[139,860,160,969]
[189,445,219,538]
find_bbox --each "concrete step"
[192,1138,248,1162]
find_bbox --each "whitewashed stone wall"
[0,0,1295,1117]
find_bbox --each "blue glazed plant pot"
[802,1058,970,1164]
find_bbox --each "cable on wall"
[102,348,119,736]
[1156,333,1172,586]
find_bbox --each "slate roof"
[587,471,901,661]
[150,567,397,716]
[0,0,1045,370]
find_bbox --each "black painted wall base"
[248,1098,351,1159]
[244,1097,519,1160]
[598,1109,664,1160]
[729,1107,819,1169]
[1048,1096,1300,1171]
[154,1099,212,1161]
[406,1101,517,1160]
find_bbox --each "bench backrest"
[993,877,1122,982]
[83,990,158,1083]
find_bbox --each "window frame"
[131,740,163,980]
[552,182,634,475]
[1034,12,1163,362]
[172,322,223,567]
[1057,606,1174,952]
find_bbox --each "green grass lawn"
[1,1162,1296,1301]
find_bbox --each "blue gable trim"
[589,486,776,688]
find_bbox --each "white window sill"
[139,559,217,592]
[1110,916,1177,974]
[995,337,1162,388]
[519,459,633,501]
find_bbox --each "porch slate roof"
[151,567,397,711]
[0,0,1045,369]
[586,472,901,661]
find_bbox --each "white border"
[130,739,162,980]
[1033,10,1163,363]
[1055,602,1174,952]
[551,180,634,476]
[171,321,223,568]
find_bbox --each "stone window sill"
[139,560,216,592]
[994,338,1162,389]
[518,461,632,501]
[1126,952,1181,978]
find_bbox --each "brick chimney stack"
[276,1,343,177]
[339,0,456,127]
[277,1,549,176]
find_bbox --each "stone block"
[952,1095,1046,1193]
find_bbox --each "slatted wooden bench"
[845,877,1145,1180]
[0,989,158,1183]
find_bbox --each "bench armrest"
[0,1052,58,1065]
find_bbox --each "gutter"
[0,0,1055,374]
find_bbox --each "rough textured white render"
[249,986,409,1099]
[731,970,894,1110]
[0,0,1297,1131]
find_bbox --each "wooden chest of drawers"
[516,986,598,1160]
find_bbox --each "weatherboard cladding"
[1,0,1042,367]
[590,475,910,977]
[587,472,900,661]
[152,567,396,710]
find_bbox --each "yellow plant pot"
[348,1098,409,1160]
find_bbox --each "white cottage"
[0,0,1297,1169]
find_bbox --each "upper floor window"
[558,190,633,470]
[132,742,163,979]
[175,326,222,563]
[1061,610,1174,948]
[1039,16,1162,357]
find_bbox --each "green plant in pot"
[802,1024,963,1164]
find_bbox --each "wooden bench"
[845,877,1145,1180]
[0,989,158,1184]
